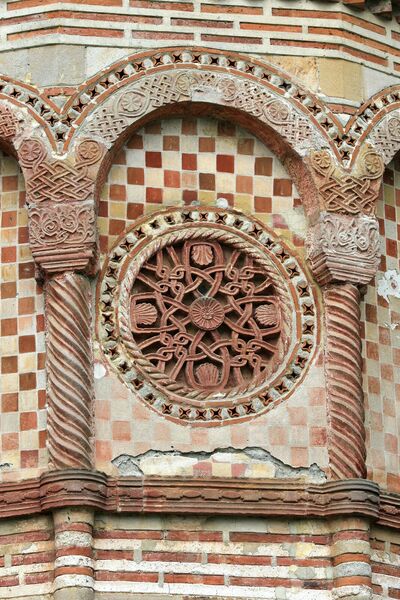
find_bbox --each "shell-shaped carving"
[255,304,278,326]
[191,244,214,266]
[196,362,220,386]
[135,302,158,325]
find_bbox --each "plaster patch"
[112,447,326,482]
[377,270,400,302]
[94,362,106,379]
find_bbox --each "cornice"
[2,471,399,527]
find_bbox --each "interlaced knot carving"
[98,208,318,425]
[130,240,283,395]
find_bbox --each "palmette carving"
[306,212,381,286]
[324,284,366,479]
[46,272,93,470]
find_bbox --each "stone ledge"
[1,471,398,527]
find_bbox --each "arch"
[70,47,343,218]
[347,84,400,167]
[0,76,57,152]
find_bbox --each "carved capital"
[309,148,383,215]
[306,212,381,286]
[28,200,97,275]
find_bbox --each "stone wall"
[362,159,400,491]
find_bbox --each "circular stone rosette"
[98,208,318,425]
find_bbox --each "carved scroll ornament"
[28,201,96,274]
[306,212,381,286]
[98,208,318,425]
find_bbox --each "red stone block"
[20,450,38,468]
[182,153,197,170]
[2,393,18,412]
[199,137,215,152]
[1,356,17,374]
[146,187,163,203]
[217,154,234,173]
[164,170,181,187]
[255,157,272,176]
[145,151,162,168]
[163,135,180,151]
[19,373,36,391]
[20,412,37,431]
[19,335,36,353]
[127,167,144,185]
[273,178,292,196]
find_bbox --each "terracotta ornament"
[98,208,318,425]
[306,212,381,286]
[309,149,384,215]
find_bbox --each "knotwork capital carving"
[306,212,381,286]
[22,137,100,275]
[309,148,383,215]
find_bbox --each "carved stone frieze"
[98,207,318,425]
[0,103,17,140]
[309,149,384,215]
[81,70,321,155]
[306,212,381,286]
[367,109,400,166]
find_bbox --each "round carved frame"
[98,207,319,426]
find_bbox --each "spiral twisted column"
[46,272,94,470]
[324,284,366,480]
[306,212,381,481]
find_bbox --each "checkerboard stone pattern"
[0,151,47,482]
[95,116,327,476]
[362,159,400,493]
[99,117,306,255]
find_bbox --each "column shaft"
[324,283,366,479]
[46,271,94,470]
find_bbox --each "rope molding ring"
[97,207,319,425]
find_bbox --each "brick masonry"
[2,0,400,77]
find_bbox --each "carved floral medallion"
[98,208,318,425]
